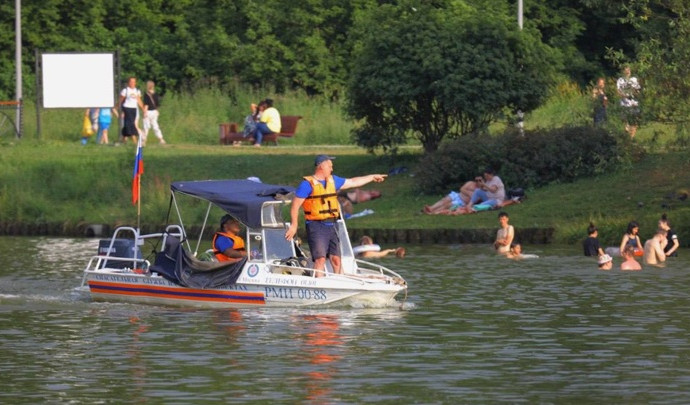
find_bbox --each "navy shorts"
[306,221,341,260]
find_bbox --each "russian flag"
[132,138,144,205]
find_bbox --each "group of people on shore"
[592,66,641,138]
[237,99,281,147]
[423,167,521,216]
[81,77,166,146]
[584,215,679,270]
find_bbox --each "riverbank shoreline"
[0,221,555,244]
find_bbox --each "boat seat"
[272,257,312,276]
[151,236,246,288]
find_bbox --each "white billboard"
[42,53,115,108]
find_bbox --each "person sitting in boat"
[583,222,605,257]
[598,253,613,270]
[212,215,247,263]
[284,154,387,277]
[494,211,514,255]
[643,228,667,268]
[621,245,642,271]
[354,235,405,259]
[619,221,643,257]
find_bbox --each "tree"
[346,3,557,153]
[612,1,690,136]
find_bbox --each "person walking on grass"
[616,66,641,138]
[142,80,166,146]
[118,77,145,144]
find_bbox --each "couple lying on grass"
[423,168,521,216]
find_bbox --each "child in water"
[506,243,523,260]
[597,254,613,270]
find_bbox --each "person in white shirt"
[466,167,505,212]
[118,77,145,144]
[616,66,641,138]
[494,211,514,255]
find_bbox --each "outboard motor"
[97,239,141,269]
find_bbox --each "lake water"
[2,236,690,403]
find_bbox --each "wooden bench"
[219,115,303,145]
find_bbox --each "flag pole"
[136,135,142,233]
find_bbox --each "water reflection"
[299,314,343,404]
[127,316,150,398]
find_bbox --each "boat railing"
[268,258,405,286]
[355,259,406,280]
[81,256,151,287]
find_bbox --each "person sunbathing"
[424,178,481,214]
[339,189,382,204]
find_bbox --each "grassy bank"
[18,87,354,146]
[1,140,688,246]
[14,82,685,148]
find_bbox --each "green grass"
[18,86,354,146]
[15,82,685,148]
[3,82,689,245]
[1,140,688,246]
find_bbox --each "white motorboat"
[80,180,407,308]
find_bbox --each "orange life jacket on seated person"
[302,175,340,221]
[212,231,246,262]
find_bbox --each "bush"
[416,126,637,194]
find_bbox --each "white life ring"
[352,244,381,255]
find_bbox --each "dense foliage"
[0,0,657,102]
[1,0,690,142]
[414,127,637,194]
[347,2,557,152]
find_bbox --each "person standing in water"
[494,211,514,255]
[619,221,643,256]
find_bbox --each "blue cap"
[314,154,335,166]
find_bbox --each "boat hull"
[85,270,404,308]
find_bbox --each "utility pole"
[517,0,524,135]
[15,0,22,138]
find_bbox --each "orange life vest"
[302,175,340,221]
[212,231,246,262]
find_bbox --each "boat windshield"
[262,228,295,262]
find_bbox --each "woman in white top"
[118,77,145,144]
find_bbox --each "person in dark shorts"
[285,155,387,277]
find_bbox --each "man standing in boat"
[213,215,247,263]
[285,155,387,277]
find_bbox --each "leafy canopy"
[346,2,558,153]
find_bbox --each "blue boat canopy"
[171,180,295,229]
